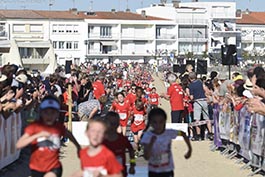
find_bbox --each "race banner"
[231,110,240,144]
[238,106,252,160]
[250,114,265,157]
[219,105,231,140]
[213,104,222,147]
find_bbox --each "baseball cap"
[39,99,60,111]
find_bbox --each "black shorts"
[149,171,174,177]
[31,166,62,177]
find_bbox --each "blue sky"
[0,0,263,12]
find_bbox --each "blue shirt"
[189,79,206,100]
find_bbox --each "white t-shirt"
[140,129,178,173]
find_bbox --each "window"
[66,25,73,33]
[13,24,25,32]
[66,42,72,49]
[0,23,6,37]
[88,42,94,50]
[59,41,65,49]
[30,24,42,32]
[156,27,161,38]
[100,26,112,38]
[53,41,57,49]
[58,25,65,33]
[73,25,79,33]
[52,25,58,33]
[74,41,78,49]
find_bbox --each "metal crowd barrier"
[212,104,265,176]
[0,113,22,169]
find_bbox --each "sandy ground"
[61,140,263,177]
[0,73,263,177]
[61,73,263,177]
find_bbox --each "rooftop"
[0,9,169,21]
[78,11,169,21]
[237,12,265,25]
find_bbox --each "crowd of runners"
[1,61,264,177]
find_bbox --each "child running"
[140,108,192,177]
[109,92,131,136]
[70,118,123,177]
[148,87,160,109]
[16,95,80,177]
[103,111,136,177]
[131,98,146,156]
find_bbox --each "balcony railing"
[22,57,50,64]
[88,33,119,39]
[156,34,177,40]
[254,36,265,42]
[121,34,153,40]
[176,19,208,25]
[178,37,208,43]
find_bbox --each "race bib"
[134,114,144,125]
[150,153,169,166]
[119,113,127,120]
[151,98,157,102]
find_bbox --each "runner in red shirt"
[103,112,136,177]
[148,87,160,109]
[126,84,137,107]
[161,73,184,123]
[16,95,80,177]
[109,92,131,136]
[92,76,105,100]
[131,99,146,156]
[70,119,123,177]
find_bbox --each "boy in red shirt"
[103,112,136,177]
[131,99,146,156]
[109,92,131,136]
[70,118,123,177]
[16,95,80,177]
[148,87,160,109]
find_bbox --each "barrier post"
[68,84,73,132]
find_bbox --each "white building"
[137,1,239,57]
[236,10,265,57]
[0,10,56,72]
[78,10,177,63]
[0,9,177,69]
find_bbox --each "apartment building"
[78,10,177,63]
[237,10,265,57]
[137,1,239,57]
[0,9,176,69]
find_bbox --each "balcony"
[254,36,265,43]
[211,13,237,19]
[156,34,177,40]
[87,33,119,40]
[241,36,252,42]
[176,19,208,25]
[87,50,119,55]
[22,57,51,64]
[121,34,153,40]
[211,31,240,37]
[13,33,44,40]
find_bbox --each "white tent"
[114,59,122,64]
